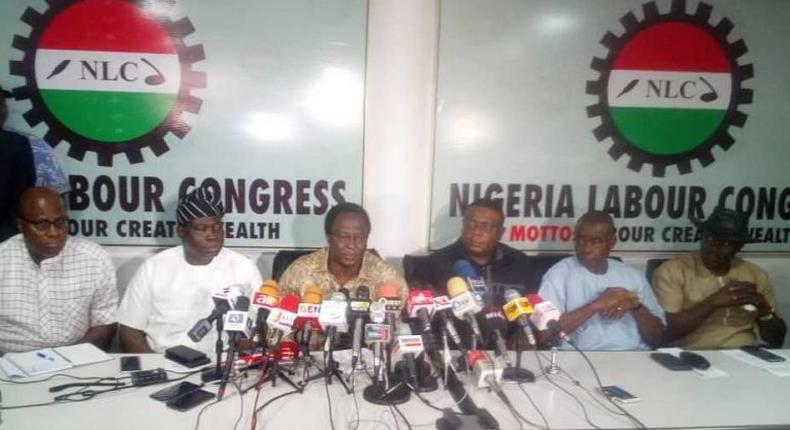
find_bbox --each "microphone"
[265,294,300,347]
[481,309,512,364]
[528,294,567,341]
[502,289,537,347]
[223,296,253,341]
[318,291,350,356]
[365,299,392,384]
[376,283,403,323]
[469,351,513,406]
[406,289,435,334]
[468,350,504,388]
[377,283,402,375]
[251,280,280,348]
[394,324,425,393]
[188,285,245,343]
[296,285,323,357]
[453,260,488,302]
[188,300,230,343]
[432,295,467,354]
[350,286,372,372]
[218,296,251,400]
[447,277,484,345]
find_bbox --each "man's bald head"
[16,187,69,264]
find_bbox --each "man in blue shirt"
[537,211,664,350]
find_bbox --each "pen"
[36,352,55,362]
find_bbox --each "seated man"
[652,207,786,349]
[427,198,534,296]
[537,211,664,350]
[0,187,117,352]
[279,202,407,303]
[117,187,262,354]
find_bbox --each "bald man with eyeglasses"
[0,187,118,353]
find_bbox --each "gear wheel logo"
[9,0,206,166]
[586,0,753,177]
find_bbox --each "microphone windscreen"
[356,285,370,300]
[376,283,400,299]
[504,288,522,302]
[234,296,251,312]
[453,260,478,278]
[330,291,348,302]
[527,294,544,305]
[446,277,469,298]
[259,279,279,296]
[302,284,323,304]
[279,294,301,313]
[484,313,509,335]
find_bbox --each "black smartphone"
[166,389,215,411]
[150,381,202,402]
[120,356,141,372]
[650,352,693,370]
[741,346,786,363]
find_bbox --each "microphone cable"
[517,382,551,430]
[324,374,337,430]
[534,349,602,429]
[564,340,647,430]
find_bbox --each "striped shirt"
[0,235,118,352]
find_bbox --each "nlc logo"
[586,0,753,177]
[9,0,206,166]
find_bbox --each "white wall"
[106,0,790,334]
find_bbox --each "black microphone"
[188,300,231,343]
[218,296,251,400]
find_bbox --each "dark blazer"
[0,129,35,242]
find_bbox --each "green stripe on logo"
[40,89,176,142]
[611,107,726,155]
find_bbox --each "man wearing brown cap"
[652,207,786,349]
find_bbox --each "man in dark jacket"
[0,87,36,242]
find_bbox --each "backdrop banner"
[1,0,367,247]
[431,0,790,252]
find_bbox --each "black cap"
[690,206,760,244]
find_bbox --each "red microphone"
[406,289,435,334]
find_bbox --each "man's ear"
[176,225,185,239]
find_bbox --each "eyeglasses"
[188,221,224,234]
[330,233,368,244]
[18,216,69,232]
[462,219,502,234]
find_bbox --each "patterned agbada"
[278,247,408,350]
[278,247,408,302]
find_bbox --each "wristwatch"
[757,309,775,321]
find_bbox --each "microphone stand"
[217,333,237,401]
[502,332,535,383]
[312,329,352,394]
[362,341,410,405]
[201,317,225,383]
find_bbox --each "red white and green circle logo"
[9,0,206,166]
[586,0,753,177]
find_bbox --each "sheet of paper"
[54,343,113,367]
[4,348,73,376]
